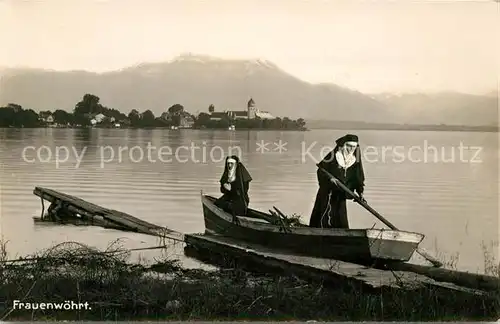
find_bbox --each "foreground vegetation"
[0,238,498,321]
[0,94,306,130]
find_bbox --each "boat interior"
[203,194,307,227]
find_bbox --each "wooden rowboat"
[201,193,425,265]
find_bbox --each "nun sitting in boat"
[309,134,366,229]
[214,155,253,222]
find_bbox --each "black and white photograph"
[0,0,498,321]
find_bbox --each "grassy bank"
[0,238,499,321]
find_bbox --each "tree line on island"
[0,94,307,130]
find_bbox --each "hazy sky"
[0,0,498,94]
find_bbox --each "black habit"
[214,155,253,217]
[309,134,365,229]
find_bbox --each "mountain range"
[0,54,497,126]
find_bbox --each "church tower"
[247,98,256,119]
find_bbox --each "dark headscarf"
[219,155,252,184]
[320,134,364,177]
[319,134,360,164]
[316,134,365,193]
[335,134,358,146]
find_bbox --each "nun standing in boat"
[309,134,366,229]
[214,155,253,221]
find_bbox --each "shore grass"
[0,238,499,321]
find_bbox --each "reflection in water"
[0,128,498,273]
[1,128,24,141]
[74,128,93,143]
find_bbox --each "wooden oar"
[316,164,443,268]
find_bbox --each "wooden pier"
[183,233,490,295]
[32,187,500,296]
[33,187,184,242]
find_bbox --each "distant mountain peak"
[5,54,495,126]
[249,58,277,69]
[168,53,278,69]
[170,53,221,63]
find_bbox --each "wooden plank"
[100,213,149,233]
[35,187,162,229]
[34,186,154,232]
[103,209,163,230]
[32,187,184,242]
[184,234,486,295]
[34,187,110,215]
[35,192,97,220]
[380,262,500,293]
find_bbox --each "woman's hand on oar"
[324,168,366,203]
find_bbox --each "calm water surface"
[0,128,498,273]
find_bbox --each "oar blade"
[416,248,443,268]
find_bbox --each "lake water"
[0,128,498,273]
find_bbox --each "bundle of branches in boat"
[268,206,306,228]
